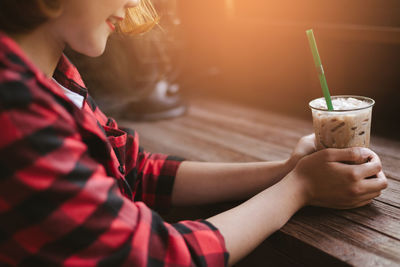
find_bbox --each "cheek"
[66,23,110,57]
[54,0,113,57]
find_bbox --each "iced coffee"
[309,96,375,150]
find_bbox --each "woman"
[0,0,387,266]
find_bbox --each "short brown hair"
[0,0,158,36]
[0,0,62,34]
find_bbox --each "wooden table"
[121,98,400,267]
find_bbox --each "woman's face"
[52,0,139,57]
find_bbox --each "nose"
[125,0,140,8]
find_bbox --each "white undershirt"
[52,78,84,109]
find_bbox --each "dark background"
[72,0,400,141]
[175,0,400,140]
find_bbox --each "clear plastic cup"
[309,95,375,150]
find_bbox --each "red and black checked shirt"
[0,31,228,267]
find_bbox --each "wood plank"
[190,98,313,136]
[173,118,291,160]
[122,98,400,205]
[371,137,400,160]
[125,122,259,162]
[333,201,400,240]
[370,137,400,181]
[191,98,400,151]
[187,98,400,181]
[241,232,348,267]
[132,119,400,208]
[376,179,400,208]
[281,209,400,266]
[120,98,400,266]
[186,106,306,150]
[179,108,400,184]
[265,231,352,267]
[130,120,287,162]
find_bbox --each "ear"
[37,0,63,19]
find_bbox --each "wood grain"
[119,97,400,266]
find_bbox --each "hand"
[286,134,317,171]
[290,147,388,209]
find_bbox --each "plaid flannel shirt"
[0,31,228,267]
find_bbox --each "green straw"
[306,29,334,110]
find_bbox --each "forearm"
[207,173,306,266]
[172,160,294,206]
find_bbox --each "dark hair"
[0,0,61,34]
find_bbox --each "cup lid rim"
[309,95,375,112]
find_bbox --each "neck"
[11,25,65,78]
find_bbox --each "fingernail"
[360,148,372,162]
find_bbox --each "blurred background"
[69,0,400,140]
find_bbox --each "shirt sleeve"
[91,98,185,213]
[0,80,228,266]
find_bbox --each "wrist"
[284,155,298,174]
[282,171,309,209]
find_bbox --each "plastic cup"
[309,95,375,150]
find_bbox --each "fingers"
[345,172,387,207]
[337,152,383,181]
[300,134,317,153]
[352,160,382,181]
[302,134,316,143]
[363,149,380,165]
[358,172,388,194]
[336,171,387,209]
[353,185,385,208]
[321,147,375,163]
[338,189,382,209]
[358,189,383,202]
[377,170,387,179]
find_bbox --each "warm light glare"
[225,0,236,18]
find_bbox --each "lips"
[106,20,116,31]
[106,16,124,32]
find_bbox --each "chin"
[69,39,107,58]
[85,47,106,57]
[82,44,107,58]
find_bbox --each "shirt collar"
[0,31,88,99]
[53,54,88,98]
